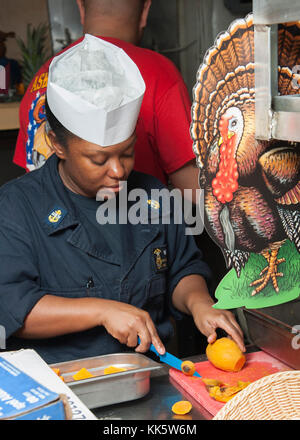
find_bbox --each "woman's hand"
[99,299,165,355]
[16,295,165,356]
[190,302,245,352]
[172,274,245,352]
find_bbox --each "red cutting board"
[169,351,291,417]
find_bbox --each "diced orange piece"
[72,367,95,381]
[51,368,60,376]
[103,366,127,375]
[208,386,234,403]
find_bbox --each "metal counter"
[92,345,269,420]
[92,353,214,421]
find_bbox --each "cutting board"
[169,351,291,417]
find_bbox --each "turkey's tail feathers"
[191,17,300,171]
[278,21,300,95]
[277,207,300,253]
[191,14,254,170]
[223,249,250,278]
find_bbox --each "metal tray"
[50,352,162,409]
[243,299,300,370]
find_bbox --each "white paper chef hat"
[47,34,145,146]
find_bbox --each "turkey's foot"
[250,249,285,296]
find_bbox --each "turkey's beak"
[218,132,234,146]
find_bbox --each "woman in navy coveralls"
[0,36,245,364]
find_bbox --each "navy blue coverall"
[0,155,211,363]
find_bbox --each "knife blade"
[138,338,201,377]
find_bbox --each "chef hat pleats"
[47,34,145,146]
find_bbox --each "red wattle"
[213,138,239,204]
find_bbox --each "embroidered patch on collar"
[152,246,168,272]
[46,207,67,227]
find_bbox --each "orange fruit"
[171,400,192,415]
[181,360,196,376]
[206,337,245,372]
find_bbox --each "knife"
[138,338,201,378]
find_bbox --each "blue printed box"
[0,356,68,420]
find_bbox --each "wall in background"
[142,0,252,97]
[0,0,52,62]
[0,0,252,92]
[48,0,82,54]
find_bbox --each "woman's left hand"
[172,274,246,352]
[191,303,245,352]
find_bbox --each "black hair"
[45,98,75,149]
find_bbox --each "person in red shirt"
[13,0,199,201]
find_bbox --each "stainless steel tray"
[50,352,162,409]
[243,299,300,370]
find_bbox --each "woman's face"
[53,132,136,198]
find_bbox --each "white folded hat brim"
[47,34,145,147]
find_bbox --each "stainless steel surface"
[253,0,300,25]
[93,354,212,421]
[243,301,300,370]
[253,0,300,141]
[51,353,162,410]
[272,111,300,142]
[47,0,83,54]
[254,24,277,140]
[92,348,261,420]
[273,95,300,113]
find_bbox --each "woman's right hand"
[99,299,165,355]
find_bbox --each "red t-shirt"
[13,36,195,185]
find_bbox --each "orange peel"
[204,379,251,403]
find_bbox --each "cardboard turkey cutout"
[191,14,300,309]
